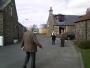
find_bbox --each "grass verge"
[80,49,90,68]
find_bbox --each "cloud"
[67,0,90,8]
[15,0,90,27]
[53,0,90,15]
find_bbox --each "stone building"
[0,0,25,45]
[18,23,27,41]
[47,7,80,36]
[74,7,90,40]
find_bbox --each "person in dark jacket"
[21,28,42,68]
[60,32,65,47]
[51,31,56,45]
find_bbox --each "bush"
[74,40,90,49]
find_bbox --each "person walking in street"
[21,28,42,68]
[51,31,56,45]
[60,31,65,47]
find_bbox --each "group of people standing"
[51,31,65,47]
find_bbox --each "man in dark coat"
[21,29,42,68]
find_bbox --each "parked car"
[64,32,75,40]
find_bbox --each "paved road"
[0,35,82,68]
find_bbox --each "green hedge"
[74,40,90,49]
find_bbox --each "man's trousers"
[23,52,36,68]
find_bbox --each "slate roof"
[80,12,90,21]
[53,14,80,26]
[0,0,3,9]
[74,8,90,23]
[0,0,11,10]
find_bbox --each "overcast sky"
[15,0,90,28]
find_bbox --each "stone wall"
[75,21,85,40]
[47,14,55,36]
[87,20,90,40]
[2,1,19,45]
[0,12,3,35]
[75,20,90,40]
[0,1,25,45]
[18,23,26,41]
[66,25,75,33]
[3,3,15,45]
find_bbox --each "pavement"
[0,35,83,68]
